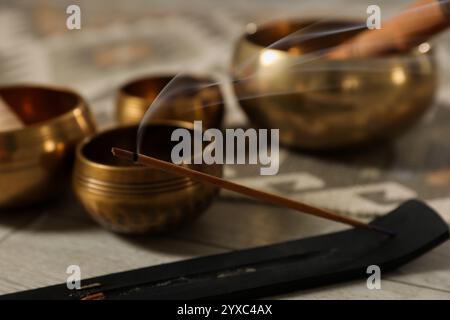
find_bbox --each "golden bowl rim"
[238,18,434,61]
[118,73,221,102]
[0,83,90,138]
[76,119,198,173]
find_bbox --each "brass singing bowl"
[116,75,224,128]
[73,121,222,234]
[0,85,96,209]
[231,19,437,149]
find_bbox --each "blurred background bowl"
[116,74,224,128]
[231,19,437,149]
[73,121,222,234]
[0,85,96,209]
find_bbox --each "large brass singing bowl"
[116,75,224,128]
[232,19,437,149]
[73,121,222,234]
[0,85,96,208]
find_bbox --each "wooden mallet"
[328,0,450,59]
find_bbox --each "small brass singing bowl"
[232,19,437,149]
[0,85,96,209]
[116,75,224,128]
[73,121,222,234]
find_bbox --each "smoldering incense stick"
[112,147,395,237]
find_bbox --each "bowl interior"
[0,86,79,126]
[122,75,214,100]
[122,76,172,101]
[246,20,367,55]
[82,123,202,167]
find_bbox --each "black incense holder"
[1,200,448,300]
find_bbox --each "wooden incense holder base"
[1,200,448,300]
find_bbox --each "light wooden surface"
[0,192,449,299]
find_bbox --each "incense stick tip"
[111,147,136,162]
